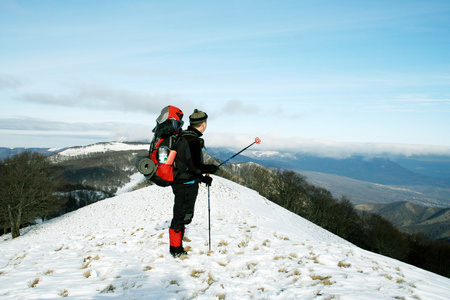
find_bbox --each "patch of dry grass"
[58,289,69,297]
[83,270,92,278]
[218,260,229,267]
[238,240,249,248]
[292,269,301,276]
[311,274,331,281]
[338,261,351,268]
[190,269,205,278]
[100,284,116,293]
[28,277,40,288]
[206,272,216,285]
[218,240,229,247]
[247,262,258,269]
[310,274,335,286]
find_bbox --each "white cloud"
[206,132,450,159]
[0,74,23,90]
[17,85,193,114]
[0,117,152,146]
[219,99,261,115]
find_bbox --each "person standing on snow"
[169,109,218,257]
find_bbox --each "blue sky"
[1,0,449,156]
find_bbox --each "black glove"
[201,175,213,187]
[208,165,218,174]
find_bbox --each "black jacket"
[173,126,215,183]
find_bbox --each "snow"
[1,176,449,299]
[245,150,297,160]
[47,147,65,152]
[115,173,146,195]
[57,142,148,157]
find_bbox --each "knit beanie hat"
[189,109,208,125]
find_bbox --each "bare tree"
[271,169,308,213]
[0,151,65,238]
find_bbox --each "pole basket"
[255,137,261,144]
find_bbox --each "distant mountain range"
[356,201,450,242]
[207,147,450,241]
[207,147,450,207]
[3,144,450,205]
[0,147,61,159]
[2,142,449,241]
[208,148,450,185]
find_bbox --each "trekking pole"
[206,137,261,252]
[207,181,211,253]
[218,137,261,167]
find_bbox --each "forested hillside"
[356,201,450,242]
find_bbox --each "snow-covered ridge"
[1,177,449,299]
[245,150,297,160]
[57,142,149,157]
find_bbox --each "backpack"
[136,105,184,186]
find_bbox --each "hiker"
[168,109,218,257]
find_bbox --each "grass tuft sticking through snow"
[190,269,205,278]
[28,277,40,288]
[58,289,69,297]
[83,270,92,278]
[100,284,116,293]
[338,261,351,268]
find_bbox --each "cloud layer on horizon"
[2,117,449,159]
[207,133,450,159]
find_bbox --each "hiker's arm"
[186,140,216,175]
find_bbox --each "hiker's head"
[189,109,208,132]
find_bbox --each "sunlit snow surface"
[57,142,148,157]
[1,176,449,299]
